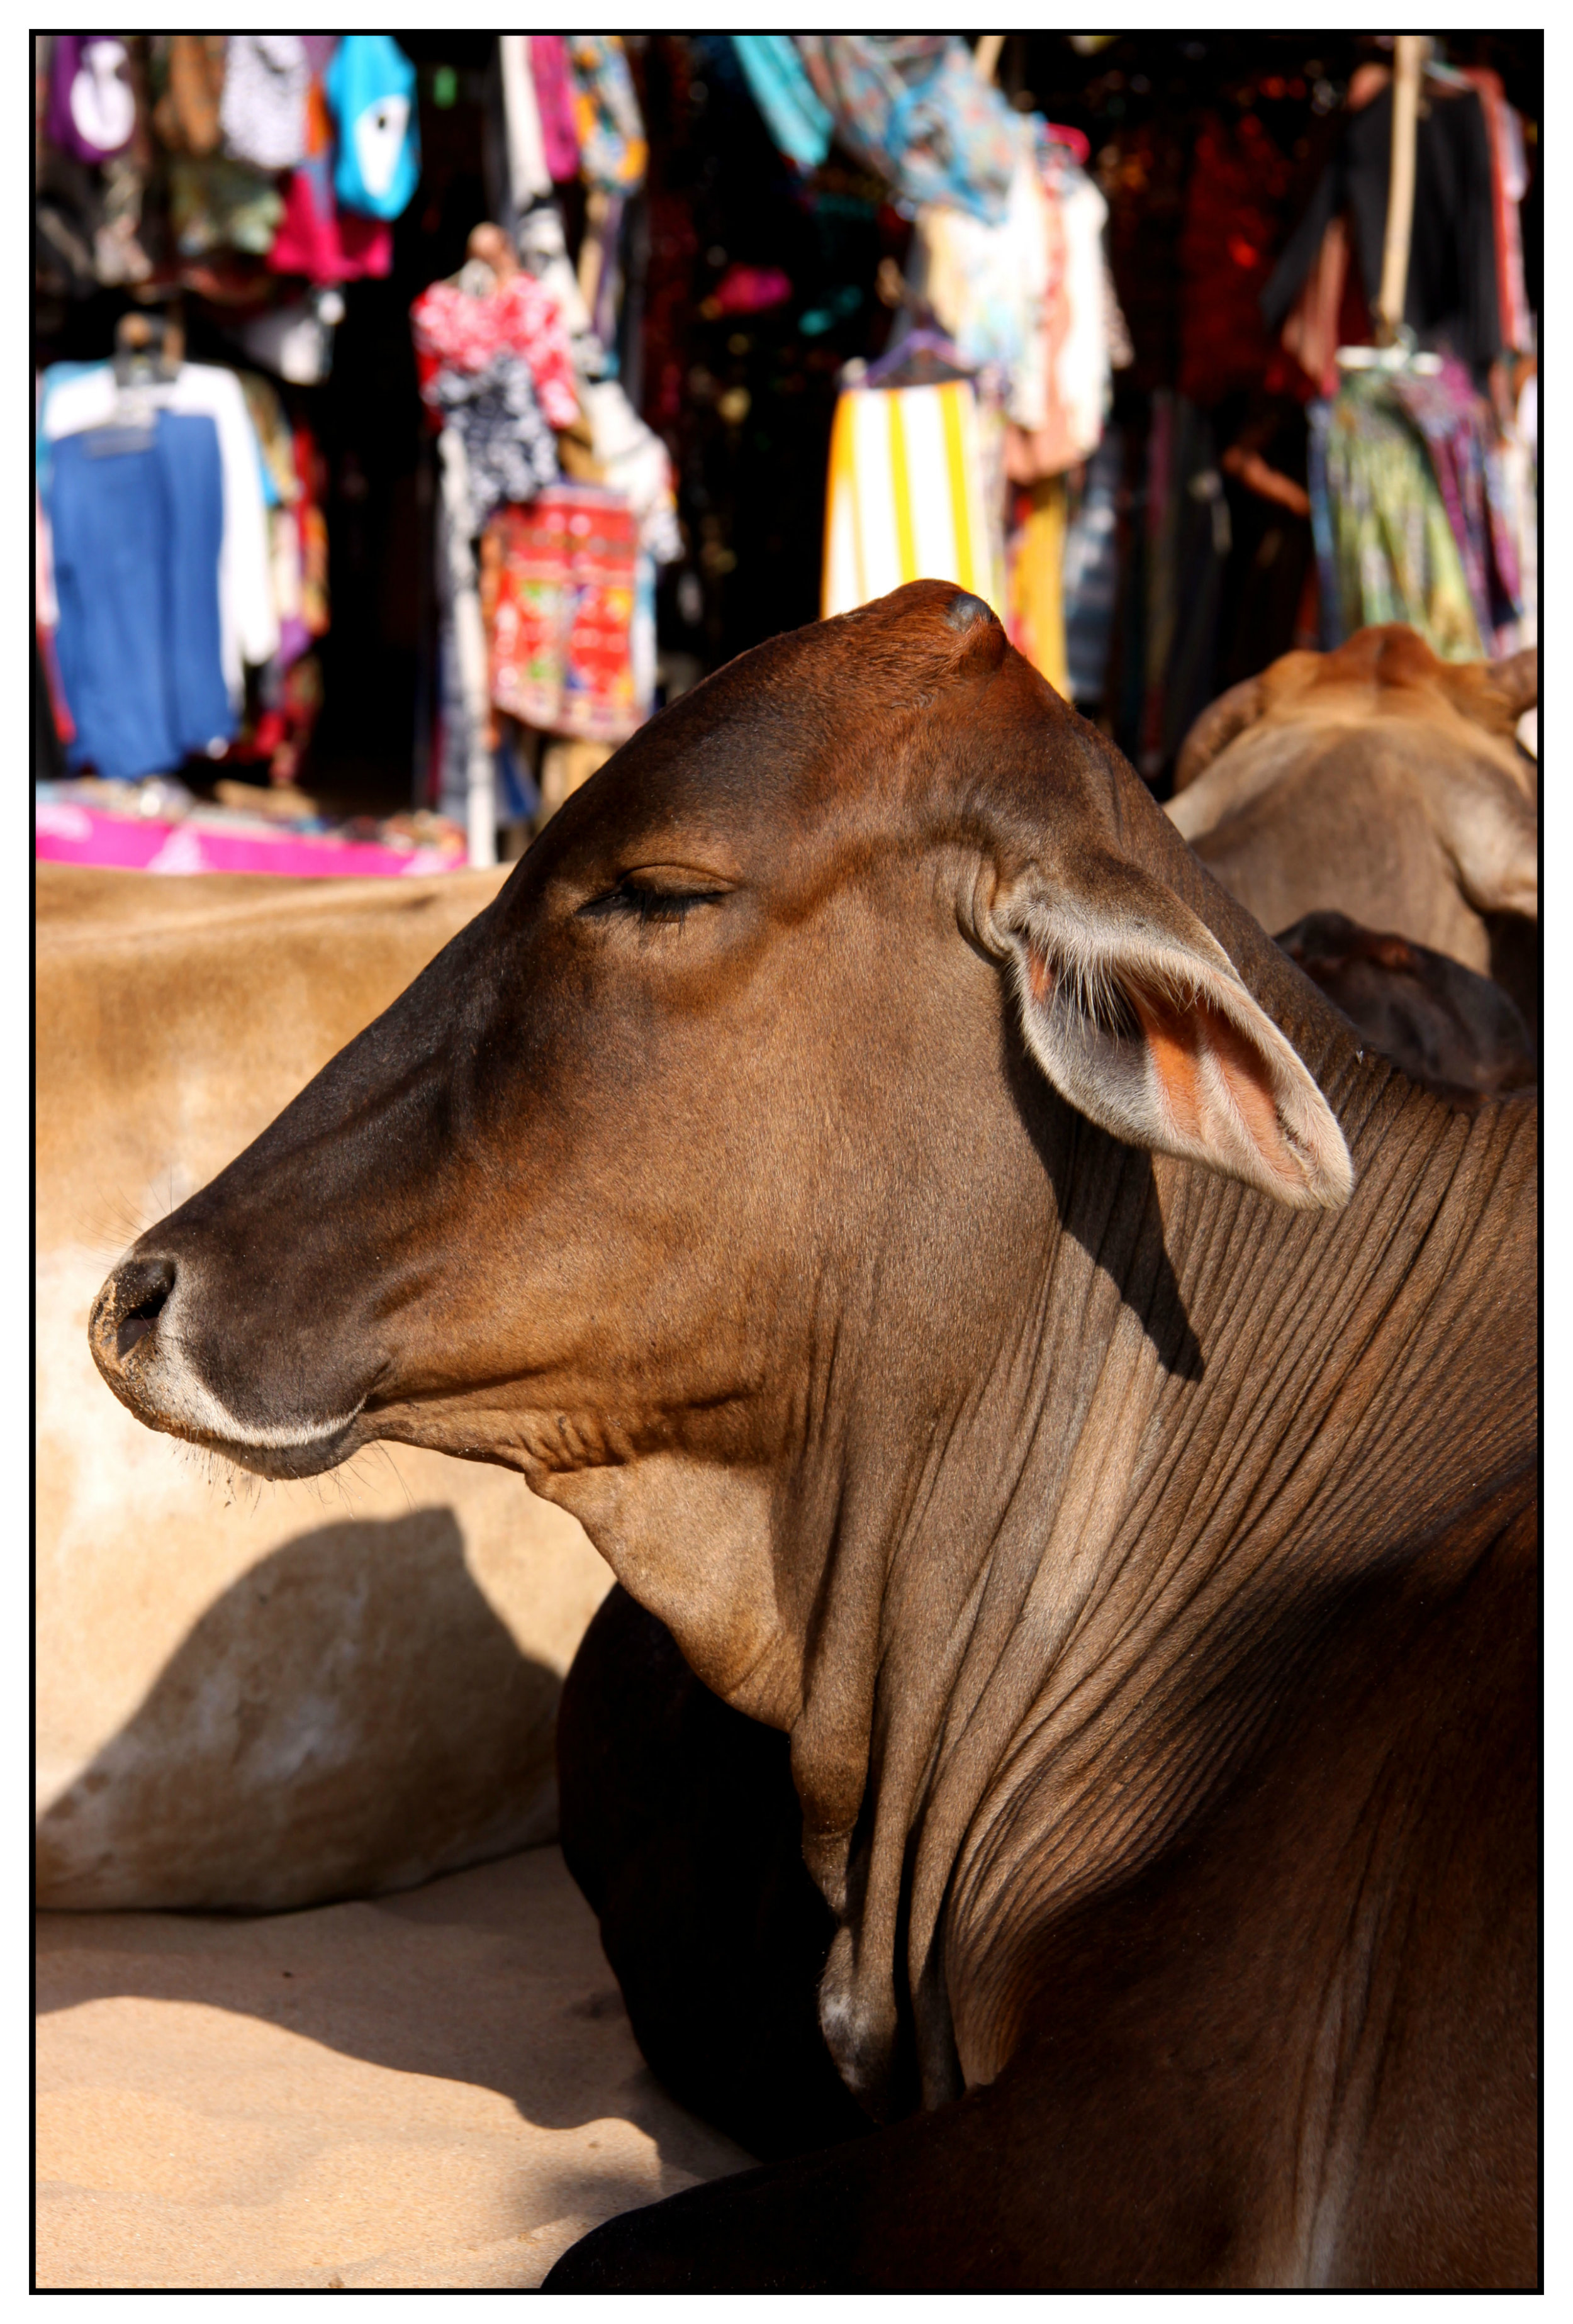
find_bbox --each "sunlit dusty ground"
[36,1844,753,2289]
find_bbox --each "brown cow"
[1275,910,1537,1105]
[87,583,1536,2289]
[1168,626,1538,1034]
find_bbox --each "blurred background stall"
[35,32,1538,866]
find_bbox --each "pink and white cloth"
[410,273,579,430]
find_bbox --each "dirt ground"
[35,1843,753,2289]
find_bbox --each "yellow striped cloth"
[821,378,1005,622]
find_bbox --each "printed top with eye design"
[579,875,732,928]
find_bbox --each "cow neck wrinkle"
[796,994,1535,2125]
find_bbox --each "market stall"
[34,33,1538,869]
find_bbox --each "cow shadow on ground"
[35,1511,734,2196]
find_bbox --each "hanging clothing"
[1464,69,1533,355]
[1177,109,1296,406]
[50,411,233,781]
[1386,356,1521,651]
[1005,478,1069,696]
[220,36,310,172]
[427,355,560,534]
[267,43,393,282]
[486,488,642,743]
[1061,425,1124,705]
[151,35,226,155]
[325,35,419,221]
[168,155,284,258]
[1004,135,1114,480]
[822,377,1004,621]
[42,361,279,700]
[47,37,136,164]
[411,272,580,430]
[530,38,581,182]
[902,124,1044,414]
[1263,81,1502,377]
[566,37,647,195]
[731,36,833,172]
[794,36,1019,225]
[1272,213,1372,400]
[579,380,683,566]
[1308,371,1485,661]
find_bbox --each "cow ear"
[1172,674,1263,792]
[1486,645,1537,719]
[1002,875,1353,1211]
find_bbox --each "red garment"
[488,489,641,744]
[410,274,579,430]
[268,70,391,281]
[269,165,391,282]
[1177,111,1295,406]
[530,37,580,182]
[1465,69,1532,354]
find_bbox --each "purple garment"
[1390,356,1521,646]
[530,37,579,182]
[47,35,137,164]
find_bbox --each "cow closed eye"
[579,880,730,929]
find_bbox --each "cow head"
[90,581,1350,1730]
[1172,624,1540,795]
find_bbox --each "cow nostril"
[113,1258,176,1363]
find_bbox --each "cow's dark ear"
[1000,863,1353,1211]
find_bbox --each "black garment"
[1262,83,1501,377]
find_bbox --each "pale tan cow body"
[37,864,611,1912]
[1167,627,1537,1000]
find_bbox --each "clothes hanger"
[87,310,185,456]
[861,322,976,390]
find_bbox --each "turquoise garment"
[325,35,418,221]
[732,36,832,171]
[794,37,1019,225]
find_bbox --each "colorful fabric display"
[48,37,136,165]
[50,411,233,781]
[1005,477,1070,695]
[428,354,561,532]
[1308,372,1485,662]
[903,124,1043,404]
[731,36,833,172]
[1061,426,1124,705]
[267,59,393,285]
[487,488,642,742]
[580,380,683,564]
[168,155,283,257]
[325,36,419,221]
[794,36,1019,225]
[220,35,310,173]
[1386,357,1521,651]
[531,38,581,182]
[822,377,1004,621]
[152,35,227,155]
[566,37,647,195]
[411,273,581,430]
[43,360,279,701]
[1464,69,1533,355]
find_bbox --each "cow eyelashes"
[579,880,729,929]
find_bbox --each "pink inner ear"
[1131,982,1287,1165]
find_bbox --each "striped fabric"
[822,379,1004,621]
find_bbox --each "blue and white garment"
[325,35,419,220]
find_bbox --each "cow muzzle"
[89,1250,366,1480]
